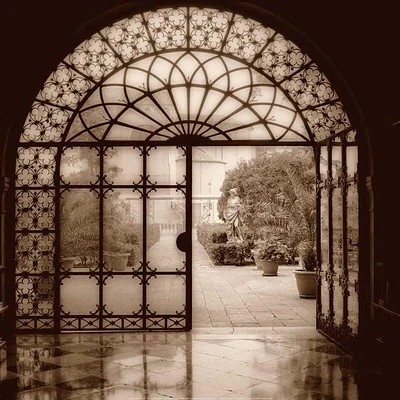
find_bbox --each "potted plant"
[60,217,98,270]
[103,241,133,271]
[293,241,317,298]
[254,236,291,276]
[60,253,76,271]
[60,189,100,270]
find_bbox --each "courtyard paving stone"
[148,233,316,328]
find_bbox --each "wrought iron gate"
[13,5,360,335]
[317,135,359,350]
[57,144,191,331]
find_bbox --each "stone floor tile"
[191,352,250,373]
[43,353,99,367]
[0,376,47,394]
[221,381,304,399]
[205,371,263,391]
[55,375,114,396]
[68,385,150,400]
[258,320,286,327]
[111,354,163,368]
[227,363,280,382]
[160,381,233,399]
[1,328,370,399]
[217,339,267,351]
[12,385,75,400]
[144,359,186,374]
[32,367,90,385]
[190,365,225,385]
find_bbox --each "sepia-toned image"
[0,1,397,399]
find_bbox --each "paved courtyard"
[192,239,316,329]
[61,234,316,328]
[147,233,316,328]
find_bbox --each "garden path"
[147,232,316,328]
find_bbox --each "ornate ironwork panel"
[20,6,352,146]
[57,145,189,331]
[316,131,359,351]
[14,6,358,332]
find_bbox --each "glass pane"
[332,187,343,326]
[348,270,359,334]
[347,185,358,274]
[333,278,343,326]
[332,188,343,270]
[103,275,142,315]
[104,189,143,271]
[106,125,148,141]
[347,184,359,334]
[346,146,358,177]
[147,189,185,272]
[320,188,329,266]
[331,145,341,180]
[60,189,99,271]
[104,147,142,185]
[321,277,330,321]
[147,275,186,315]
[147,147,186,185]
[60,275,99,315]
[320,187,330,319]
[319,146,328,180]
[60,147,99,185]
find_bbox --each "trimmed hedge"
[197,223,254,265]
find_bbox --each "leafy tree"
[217,148,316,255]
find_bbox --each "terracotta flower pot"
[293,269,317,298]
[104,253,130,271]
[61,257,75,271]
[255,258,279,276]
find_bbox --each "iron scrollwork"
[15,6,357,333]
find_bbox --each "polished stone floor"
[0,327,378,400]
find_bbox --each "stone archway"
[12,5,364,352]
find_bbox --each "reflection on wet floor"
[0,327,380,399]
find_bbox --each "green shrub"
[197,223,255,265]
[209,243,226,264]
[207,241,253,265]
[197,223,227,246]
[254,235,293,264]
[298,241,317,271]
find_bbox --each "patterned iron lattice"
[14,6,358,333]
[316,136,359,351]
[19,6,353,144]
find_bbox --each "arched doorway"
[11,5,366,352]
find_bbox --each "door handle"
[176,232,189,252]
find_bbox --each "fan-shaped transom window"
[67,52,310,142]
[20,6,354,145]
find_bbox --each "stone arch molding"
[19,6,355,145]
